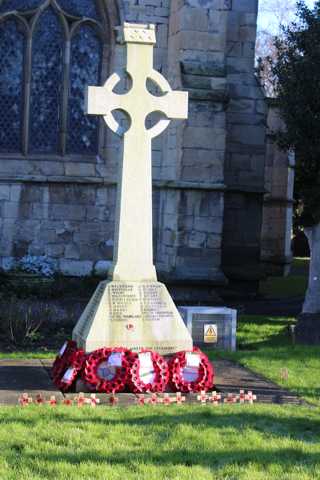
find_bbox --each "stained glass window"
[29,7,64,153]
[0,0,41,13]
[0,0,104,156]
[0,19,24,152]
[58,0,98,19]
[67,25,102,154]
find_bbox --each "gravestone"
[72,23,193,354]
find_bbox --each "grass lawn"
[259,257,309,299]
[0,403,320,480]
[207,314,320,406]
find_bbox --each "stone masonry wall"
[154,0,229,285]
[261,103,294,275]
[0,0,270,298]
[222,0,267,287]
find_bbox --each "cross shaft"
[86,23,188,281]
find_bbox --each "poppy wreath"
[83,347,130,394]
[127,350,169,393]
[54,349,86,392]
[169,347,214,393]
[51,340,77,380]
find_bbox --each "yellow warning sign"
[204,324,218,344]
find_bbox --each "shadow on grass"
[1,409,320,438]
[17,447,320,475]
[3,410,320,479]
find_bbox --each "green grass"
[260,275,308,299]
[0,351,55,360]
[0,403,320,480]
[207,315,320,406]
[259,257,309,299]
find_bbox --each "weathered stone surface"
[0,1,290,300]
[59,259,93,277]
[94,260,113,277]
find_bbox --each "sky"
[258,0,317,31]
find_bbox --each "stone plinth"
[73,280,192,354]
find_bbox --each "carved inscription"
[109,283,175,322]
[109,284,141,322]
[140,284,174,322]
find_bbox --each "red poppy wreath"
[83,347,130,394]
[54,348,86,392]
[51,340,77,380]
[169,347,214,393]
[127,350,169,393]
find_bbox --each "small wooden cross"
[19,393,32,406]
[197,390,209,404]
[245,391,257,404]
[89,394,100,407]
[161,393,174,406]
[147,393,159,405]
[175,392,186,405]
[36,394,44,405]
[76,392,86,407]
[48,396,57,406]
[109,395,119,406]
[209,391,221,405]
[224,393,237,404]
[238,390,246,404]
[137,394,146,405]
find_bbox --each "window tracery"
[0,0,105,156]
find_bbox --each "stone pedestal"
[73,280,192,354]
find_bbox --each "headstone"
[72,23,193,354]
[178,306,237,351]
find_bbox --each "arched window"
[0,0,105,156]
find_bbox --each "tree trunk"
[302,223,320,313]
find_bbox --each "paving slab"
[215,359,307,405]
[0,359,64,405]
[0,358,307,406]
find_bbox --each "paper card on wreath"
[59,341,68,357]
[139,352,155,384]
[62,368,76,383]
[108,352,123,367]
[183,352,200,382]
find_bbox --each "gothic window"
[0,19,25,153]
[67,25,102,154]
[0,0,105,156]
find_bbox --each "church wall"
[261,103,294,275]
[153,0,229,287]
[222,0,268,290]
[0,0,271,299]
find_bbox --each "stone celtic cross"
[86,23,188,282]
